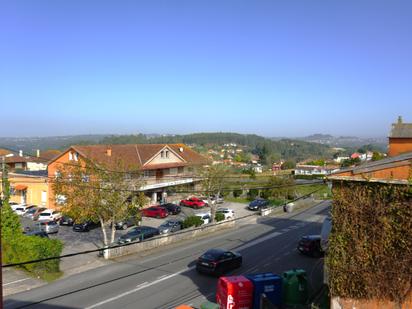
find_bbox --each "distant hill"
[0,135,109,154]
[101,132,333,162]
[0,132,334,163]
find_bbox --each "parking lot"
[17,200,254,277]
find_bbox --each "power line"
[2,188,324,268]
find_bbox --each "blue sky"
[1,0,411,138]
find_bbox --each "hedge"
[182,216,204,228]
[2,234,63,277]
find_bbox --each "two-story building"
[47,144,208,208]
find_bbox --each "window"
[82,175,90,182]
[178,167,184,174]
[161,151,165,158]
[69,151,73,161]
[165,151,169,158]
[55,171,62,178]
[74,152,79,161]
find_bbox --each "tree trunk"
[209,196,216,223]
[99,216,108,246]
[110,217,117,244]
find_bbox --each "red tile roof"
[66,144,208,171]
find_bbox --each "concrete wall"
[105,220,236,259]
[331,295,412,309]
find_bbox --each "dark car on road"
[196,249,242,276]
[59,215,74,226]
[158,219,183,234]
[297,235,323,257]
[114,217,139,230]
[248,198,269,211]
[142,206,169,219]
[162,203,181,215]
[117,226,159,244]
[73,221,99,232]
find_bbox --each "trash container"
[200,301,220,309]
[282,269,308,306]
[216,276,254,309]
[245,272,282,308]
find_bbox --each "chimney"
[106,147,112,157]
[36,149,40,157]
[179,147,184,153]
[398,115,403,124]
[19,150,23,157]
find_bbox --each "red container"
[216,276,254,309]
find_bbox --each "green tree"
[52,157,146,245]
[200,164,229,223]
[282,160,296,170]
[372,152,385,161]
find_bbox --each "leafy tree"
[1,167,21,238]
[341,157,361,168]
[372,152,385,161]
[52,157,146,246]
[282,160,296,170]
[200,164,229,223]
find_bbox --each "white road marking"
[3,278,30,286]
[157,275,168,280]
[136,281,149,288]
[86,213,323,308]
[85,267,195,309]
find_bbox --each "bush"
[215,213,225,222]
[233,189,243,198]
[3,234,63,278]
[247,189,259,200]
[182,216,204,228]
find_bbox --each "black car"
[73,221,99,232]
[114,217,139,230]
[24,230,49,238]
[59,215,74,226]
[117,226,159,244]
[248,198,269,211]
[196,249,242,276]
[297,235,323,257]
[161,203,181,215]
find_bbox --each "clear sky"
[1,0,411,138]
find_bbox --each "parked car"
[195,212,211,225]
[73,221,99,232]
[31,207,47,221]
[180,197,208,209]
[117,226,159,244]
[37,220,60,234]
[142,206,169,219]
[114,217,139,230]
[37,209,62,222]
[11,202,26,211]
[14,205,29,215]
[158,220,183,234]
[59,215,75,226]
[248,198,269,211]
[196,249,242,276]
[297,235,323,257]
[211,194,224,204]
[161,203,181,215]
[24,230,49,238]
[216,208,235,220]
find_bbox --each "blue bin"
[245,273,282,308]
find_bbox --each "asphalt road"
[5,201,329,309]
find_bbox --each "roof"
[4,156,44,164]
[329,151,412,184]
[40,150,62,161]
[390,118,412,138]
[0,149,15,156]
[62,144,208,170]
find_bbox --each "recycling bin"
[245,272,282,308]
[282,269,308,306]
[216,275,254,309]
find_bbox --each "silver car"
[37,220,59,234]
[158,220,183,234]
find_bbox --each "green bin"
[282,269,309,306]
[200,301,220,309]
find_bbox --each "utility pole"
[1,155,6,309]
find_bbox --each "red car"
[142,206,169,219]
[180,197,208,209]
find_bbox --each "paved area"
[4,201,330,309]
